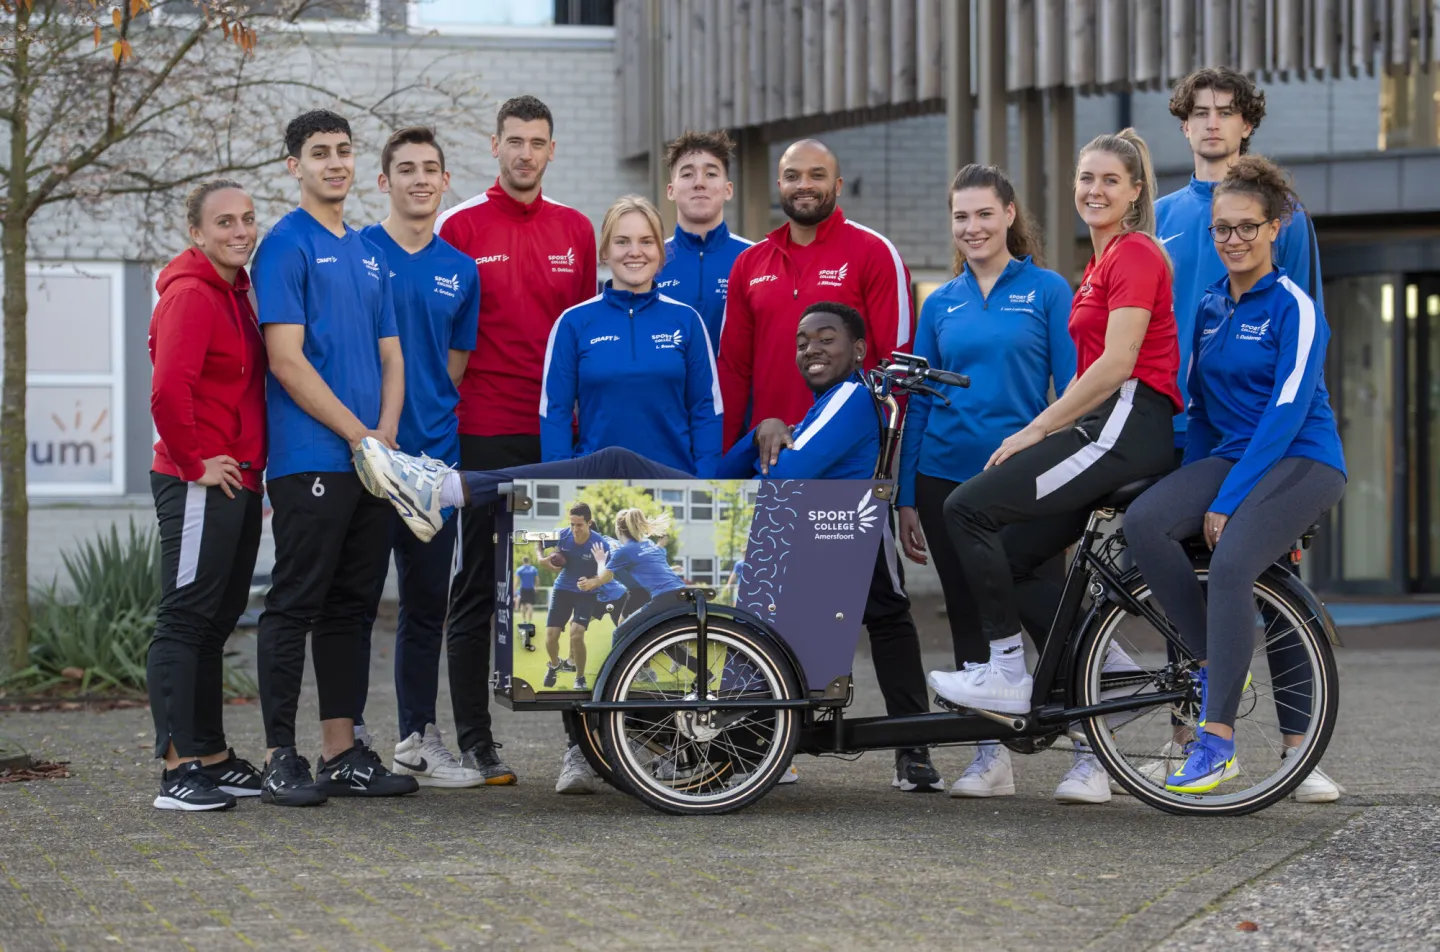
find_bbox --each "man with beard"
[718,144,936,792]
[718,138,913,450]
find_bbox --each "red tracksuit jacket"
[717,208,914,449]
[436,180,597,438]
[149,246,267,493]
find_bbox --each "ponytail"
[1079,128,1170,268]
[615,507,673,543]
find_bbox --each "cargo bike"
[488,354,1341,818]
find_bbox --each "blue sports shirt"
[1186,268,1346,516]
[540,283,723,476]
[254,208,399,479]
[359,225,478,465]
[1157,176,1323,445]
[543,527,611,594]
[516,563,539,591]
[655,222,754,351]
[896,256,1076,506]
[718,371,879,480]
[606,539,686,599]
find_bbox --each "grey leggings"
[1125,456,1346,729]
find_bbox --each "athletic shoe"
[197,749,263,797]
[777,764,799,784]
[1283,746,1344,803]
[557,659,577,672]
[154,760,237,812]
[543,663,559,688]
[927,663,1033,715]
[1101,642,1148,729]
[1166,732,1239,794]
[460,742,518,786]
[949,743,1015,798]
[573,675,588,691]
[1111,740,1185,794]
[892,747,944,792]
[260,747,328,807]
[355,437,454,543]
[392,725,485,789]
[315,741,420,798]
[1194,666,1253,730]
[1054,749,1112,804]
[555,745,601,795]
[352,444,385,497]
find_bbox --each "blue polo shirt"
[359,225,478,465]
[516,563,539,591]
[543,527,611,594]
[254,208,398,478]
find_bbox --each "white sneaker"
[555,744,601,795]
[391,725,485,789]
[1112,740,1186,794]
[1284,746,1344,803]
[355,437,454,542]
[949,744,1015,798]
[777,764,799,784]
[1055,750,1112,804]
[927,662,1032,715]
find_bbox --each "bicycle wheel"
[1074,564,1339,816]
[597,616,801,816]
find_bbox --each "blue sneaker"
[1165,732,1239,794]
[355,437,454,543]
[1194,666,1254,730]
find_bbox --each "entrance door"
[1407,277,1440,590]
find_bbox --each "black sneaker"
[154,760,237,812]
[261,747,329,807]
[893,747,944,792]
[198,749,263,798]
[315,742,420,797]
[543,663,558,687]
[557,659,577,672]
[460,742,518,785]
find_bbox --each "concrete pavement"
[0,607,1434,951]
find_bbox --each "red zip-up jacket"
[149,246,267,493]
[436,180,597,437]
[717,208,914,449]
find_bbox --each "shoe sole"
[1166,759,1240,794]
[925,673,1031,715]
[355,440,393,498]
[153,795,235,811]
[260,789,328,807]
[483,773,518,786]
[316,783,421,798]
[949,783,1016,798]
[1054,789,1112,804]
[219,785,263,797]
[892,774,945,792]
[1293,788,1342,803]
[555,784,600,795]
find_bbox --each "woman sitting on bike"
[927,129,1181,717]
[539,194,723,476]
[1124,156,1346,795]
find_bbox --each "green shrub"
[8,520,257,698]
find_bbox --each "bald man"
[717,139,935,791]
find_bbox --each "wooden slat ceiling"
[616,0,1440,158]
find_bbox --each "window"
[688,557,716,585]
[689,489,714,522]
[11,263,127,496]
[659,488,685,521]
[157,0,379,32]
[409,0,614,33]
[535,482,561,519]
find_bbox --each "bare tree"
[0,0,480,676]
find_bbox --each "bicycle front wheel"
[1074,565,1339,816]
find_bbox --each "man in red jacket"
[718,138,914,450]
[434,95,597,778]
[718,140,937,787]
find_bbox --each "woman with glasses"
[1123,156,1346,794]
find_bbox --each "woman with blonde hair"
[926,130,1182,799]
[540,195,723,476]
[579,507,686,617]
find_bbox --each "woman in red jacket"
[147,180,267,812]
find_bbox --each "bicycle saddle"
[1095,475,1165,511]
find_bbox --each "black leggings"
[943,381,1177,643]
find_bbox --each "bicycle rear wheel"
[1074,564,1339,816]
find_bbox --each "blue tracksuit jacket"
[896,256,1075,506]
[1186,268,1346,516]
[540,283,723,476]
[656,222,754,351]
[717,371,879,479]
[1157,176,1323,445]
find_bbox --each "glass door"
[1409,277,1440,591]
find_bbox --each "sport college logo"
[808,489,879,540]
[363,256,381,280]
[1008,290,1037,305]
[817,263,849,288]
[434,273,460,297]
[651,329,683,350]
[549,247,576,274]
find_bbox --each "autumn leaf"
[93,25,101,47]
[111,7,120,28]
[1236,921,1259,932]
[130,0,144,15]
[111,38,133,62]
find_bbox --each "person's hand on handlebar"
[897,506,928,565]
[753,418,795,474]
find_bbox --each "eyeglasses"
[1208,222,1269,242]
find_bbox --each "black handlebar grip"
[927,368,971,388]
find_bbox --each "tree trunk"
[1,4,32,678]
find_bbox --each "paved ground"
[1,602,1435,952]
